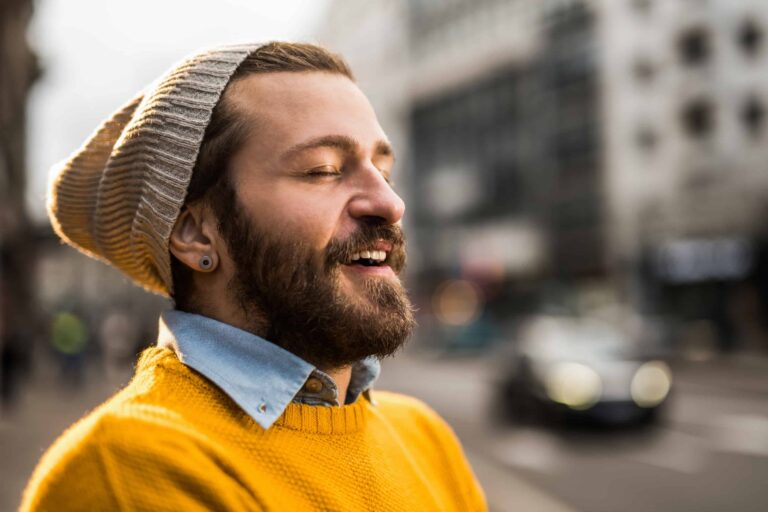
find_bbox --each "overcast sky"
[26,0,330,223]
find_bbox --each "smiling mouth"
[329,236,403,277]
[348,250,389,267]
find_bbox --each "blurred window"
[741,96,765,136]
[678,26,712,66]
[554,125,596,161]
[410,65,526,222]
[680,99,715,138]
[632,58,656,83]
[630,0,653,15]
[737,19,763,57]
[636,125,658,151]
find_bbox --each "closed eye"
[306,165,341,177]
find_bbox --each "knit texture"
[21,348,487,511]
[47,43,263,297]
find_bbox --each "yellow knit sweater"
[21,348,486,511]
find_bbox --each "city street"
[6,1,768,512]
[378,350,768,512]
[2,351,767,511]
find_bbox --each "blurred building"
[317,0,768,354]
[1,0,39,405]
[602,0,768,354]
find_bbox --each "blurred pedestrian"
[49,311,88,388]
[21,42,486,511]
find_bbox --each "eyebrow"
[282,134,395,162]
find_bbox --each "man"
[21,42,486,511]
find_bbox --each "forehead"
[225,71,386,150]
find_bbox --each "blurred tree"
[1,0,40,408]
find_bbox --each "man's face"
[215,71,415,368]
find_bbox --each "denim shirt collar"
[157,310,380,430]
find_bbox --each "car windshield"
[521,317,634,361]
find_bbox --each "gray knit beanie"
[47,43,264,298]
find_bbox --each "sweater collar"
[157,310,379,430]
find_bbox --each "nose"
[347,165,405,225]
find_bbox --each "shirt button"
[304,377,323,393]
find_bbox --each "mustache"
[325,224,406,274]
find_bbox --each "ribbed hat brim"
[47,43,264,297]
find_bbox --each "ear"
[169,205,220,272]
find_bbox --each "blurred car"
[496,315,673,425]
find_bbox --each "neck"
[194,285,270,339]
[322,365,353,405]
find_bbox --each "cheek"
[245,191,344,249]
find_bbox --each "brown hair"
[171,42,354,311]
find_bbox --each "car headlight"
[544,362,602,410]
[631,361,672,408]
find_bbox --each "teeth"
[369,250,386,261]
[349,250,388,263]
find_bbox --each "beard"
[217,197,415,369]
